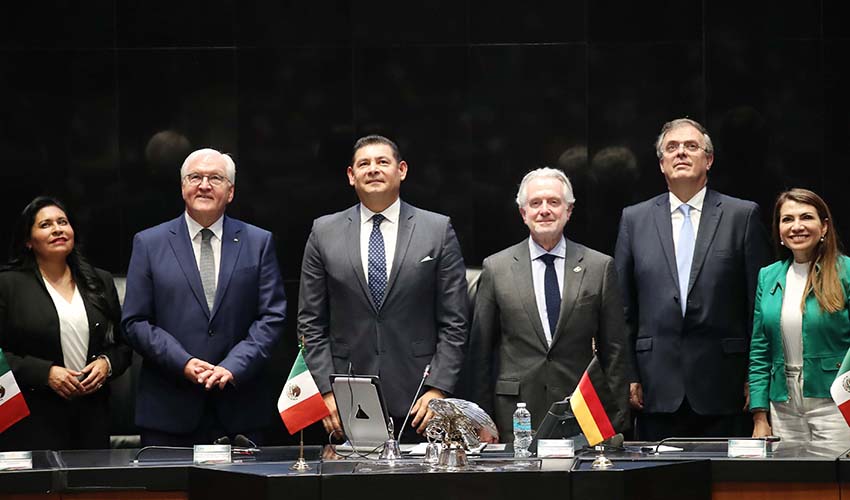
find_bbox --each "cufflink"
[573,266,582,273]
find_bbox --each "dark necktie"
[368,214,387,308]
[200,228,216,311]
[539,254,561,342]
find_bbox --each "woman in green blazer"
[749,188,850,446]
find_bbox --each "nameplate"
[193,444,231,464]
[727,439,767,458]
[0,451,32,470]
[537,439,575,458]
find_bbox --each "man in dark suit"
[614,118,771,440]
[299,135,468,440]
[122,148,287,446]
[469,168,628,441]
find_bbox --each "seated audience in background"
[469,168,628,442]
[0,196,131,450]
[750,188,850,448]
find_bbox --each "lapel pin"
[573,266,582,273]
[233,238,239,242]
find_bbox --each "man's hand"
[629,382,644,410]
[183,358,214,384]
[47,366,85,400]
[198,365,234,390]
[478,427,498,444]
[752,411,772,438]
[322,392,343,438]
[743,382,751,411]
[410,388,444,434]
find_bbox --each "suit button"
[547,355,552,362]
[208,329,214,336]
[838,363,842,369]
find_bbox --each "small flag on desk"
[278,348,329,434]
[0,349,29,433]
[830,348,850,426]
[569,356,617,446]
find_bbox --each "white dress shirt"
[185,212,224,290]
[359,198,401,283]
[670,186,706,254]
[528,236,566,346]
[43,280,90,372]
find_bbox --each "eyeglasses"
[663,141,707,155]
[184,173,231,187]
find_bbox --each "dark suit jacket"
[122,215,287,434]
[469,238,629,441]
[298,202,468,418]
[0,266,131,448]
[614,189,771,415]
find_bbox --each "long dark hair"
[772,188,845,313]
[5,196,115,322]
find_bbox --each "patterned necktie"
[368,214,387,308]
[676,204,695,316]
[200,228,216,311]
[539,254,561,344]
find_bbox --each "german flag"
[569,356,616,446]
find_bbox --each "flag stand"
[290,430,310,471]
[590,445,613,469]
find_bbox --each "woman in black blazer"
[0,196,131,450]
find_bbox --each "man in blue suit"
[122,148,287,446]
[615,118,771,440]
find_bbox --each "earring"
[820,236,825,243]
[780,240,785,246]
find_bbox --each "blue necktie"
[368,214,387,308]
[676,204,695,316]
[539,254,561,342]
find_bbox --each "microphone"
[213,436,231,445]
[397,364,431,442]
[602,433,625,448]
[233,434,257,448]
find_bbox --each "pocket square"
[420,256,435,263]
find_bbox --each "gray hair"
[654,118,714,159]
[180,148,237,184]
[515,167,576,207]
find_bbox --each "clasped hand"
[184,357,234,390]
[48,357,109,400]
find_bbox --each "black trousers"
[636,398,753,442]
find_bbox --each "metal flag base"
[591,445,614,469]
[290,430,311,471]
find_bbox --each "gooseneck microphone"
[397,364,431,442]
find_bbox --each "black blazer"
[614,189,771,415]
[0,266,131,390]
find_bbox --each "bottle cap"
[517,402,526,408]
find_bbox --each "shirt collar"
[360,198,401,225]
[185,212,224,241]
[528,235,567,261]
[669,186,707,214]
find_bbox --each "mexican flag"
[278,350,328,434]
[830,348,850,426]
[0,349,29,433]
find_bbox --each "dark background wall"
[1,0,849,444]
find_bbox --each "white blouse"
[43,279,90,372]
[780,261,809,369]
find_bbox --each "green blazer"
[749,255,850,410]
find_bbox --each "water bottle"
[513,402,532,458]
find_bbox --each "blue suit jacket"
[122,215,287,434]
[614,189,771,415]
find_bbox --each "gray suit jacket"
[298,201,469,418]
[469,238,629,441]
[614,189,771,415]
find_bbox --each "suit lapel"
[385,202,414,302]
[510,242,549,350]
[653,195,680,289]
[212,216,243,319]
[168,216,209,316]
[345,205,376,311]
[552,239,585,346]
[687,189,723,294]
